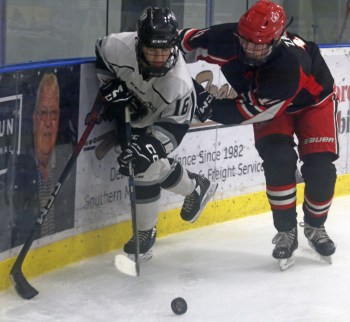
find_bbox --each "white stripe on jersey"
[242,99,286,124]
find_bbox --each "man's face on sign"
[33,82,60,159]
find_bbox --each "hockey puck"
[171,297,187,315]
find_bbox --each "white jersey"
[95,32,196,154]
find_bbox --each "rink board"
[0,47,350,292]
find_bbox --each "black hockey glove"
[118,135,166,176]
[100,79,148,121]
[99,78,134,121]
[84,78,132,125]
[193,79,215,123]
[84,80,147,125]
[127,96,148,121]
[100,95,148,123]
[100,78,133,104]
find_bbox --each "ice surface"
[1,196,350,322]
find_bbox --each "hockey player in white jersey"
[95,7,217,261]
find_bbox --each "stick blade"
[10,269,39,299]
[114,255,138,277]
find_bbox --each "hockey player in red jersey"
[179,0,338,270]
[95,7,217,262]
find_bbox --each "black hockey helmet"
[136,7,179,78]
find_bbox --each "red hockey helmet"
[238,0,286,44]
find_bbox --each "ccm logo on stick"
[304,137,334,144]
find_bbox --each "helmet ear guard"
[136,7,179,78]
[237,0,288,66]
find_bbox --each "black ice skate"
[300,222,336,264]
[180,172,218,223]
[124,227,156,263]
[272,226,298,271]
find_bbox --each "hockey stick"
[114,107,140,277]
[10,92,103,299]
[95,130,117,160]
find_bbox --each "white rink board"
[75,64,130,232]
[320,46,350,175]
[73,47,350,232]
[1,47,348,264]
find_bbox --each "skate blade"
[278,256,295,271]
[127,249,153,263]
[321,255,332,264]
[307,241,333,264]
[190,182,218,223]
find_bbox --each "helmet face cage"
[235,33,280,66]
[237,0,286,66]
[136,7,179,78]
